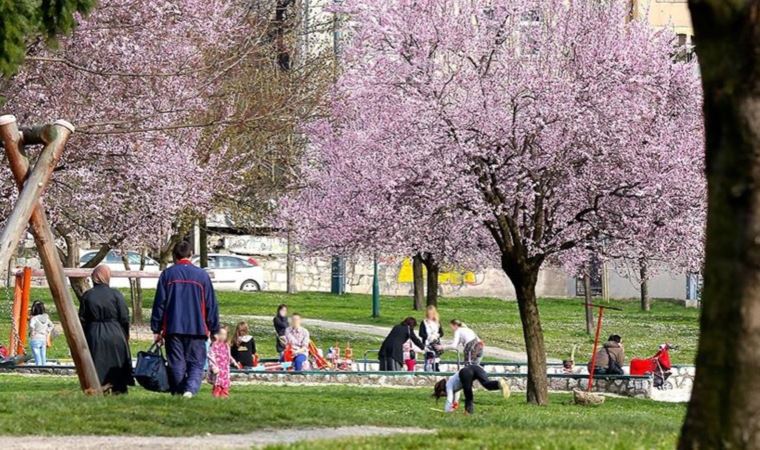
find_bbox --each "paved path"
[4,426,433,449]
[651,388,691,403]
[234,315,560,363]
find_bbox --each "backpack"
[605,348,624,375]
[134,343,171,392]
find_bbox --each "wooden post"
[16,267,32,354]
[9,275,23,356]
[0,116,69,273]
[0,117,102,394]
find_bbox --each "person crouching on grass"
[432,365,510,415]
[207,326,232,398]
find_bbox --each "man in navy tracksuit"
[151,241,219,397]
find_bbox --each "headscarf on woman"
[91,265,111,286]
[80,263,133,393]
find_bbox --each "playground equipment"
[584,302,623,392]
[0,115,157,394]
[0,115,101,393]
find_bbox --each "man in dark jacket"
[588,334,625,375]
[151,241,219,397]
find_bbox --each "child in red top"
[402,339,416,372]
[207,326,232,398]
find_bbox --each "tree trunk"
[134,249,145,324]
[504,259,548,405]
[120,252,141,324]
[273,0,294,70]
[199,217,208,269]
[70,243,113,300]
[54,226,90,300]
[158,221,192,269]
[639,259,650,312]
[412,254,424,311]
[583,274,594,335]
[680,2,760,448]
[286,229,296,294]
[422,253,439,307]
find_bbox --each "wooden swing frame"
[0,115,158,394]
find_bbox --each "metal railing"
[362,349,380,371]
[362,348,461,372]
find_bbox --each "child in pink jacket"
[207,326,232,398]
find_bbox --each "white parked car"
[191,254,265,292]
[79,250,162,289]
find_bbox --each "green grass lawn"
[0,374,684,449]
[9,288,699,364]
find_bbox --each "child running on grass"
[207,325,231,398]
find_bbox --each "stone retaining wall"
[668,366,695,390]
[231,371,652,398]
[0,367,654,398]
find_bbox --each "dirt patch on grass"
[6,426,433,449]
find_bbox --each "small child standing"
[207,326,231,398]
[402,339,416,372]
[28,301,54,365]
[230,321,257,369]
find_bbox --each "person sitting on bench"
[588,334,625,375]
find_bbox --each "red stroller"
[630,344,676,390]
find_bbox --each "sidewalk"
[2,426,433,449]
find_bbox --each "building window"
[675,33,695,62]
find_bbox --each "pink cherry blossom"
[284,0,705,403]
[1,0,248,251]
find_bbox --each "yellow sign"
[396,257,476,285]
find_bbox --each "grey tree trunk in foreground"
[680,1,760,448]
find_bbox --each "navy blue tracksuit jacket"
[150,260,220,337]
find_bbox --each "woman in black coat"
[79,265,133,394]
[273,304,289,354]
[378,317,425,371]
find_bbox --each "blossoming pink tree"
[283,100,496,308]
[1,0,246,281]
[291,0,705,404]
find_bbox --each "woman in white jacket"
[436,319,484,366]
[419,305,444,372]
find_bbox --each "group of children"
[207,321,258,398]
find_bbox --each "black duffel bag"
[134,343,171,393]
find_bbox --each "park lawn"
[14,288,699,364]
[203,290,699,364]
[0,374,684,449]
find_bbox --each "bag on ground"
[134,343,171,392]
